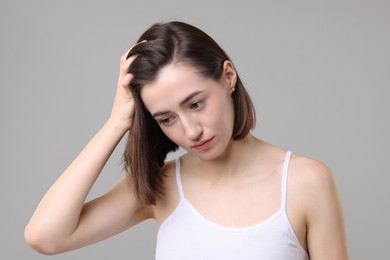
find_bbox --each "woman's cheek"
[162,127,181,145]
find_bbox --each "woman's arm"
[302,160,350,259]
[25,48,150,254]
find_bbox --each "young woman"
[25,21,349,259]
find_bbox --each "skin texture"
[25,46,349,259]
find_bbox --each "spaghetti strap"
[157,151,310,260]
[175,158,185,199]
[281,151,292,209]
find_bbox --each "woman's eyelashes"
[159,116,175,126]
[189,100,204,110]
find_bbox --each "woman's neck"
[187,134,267,182]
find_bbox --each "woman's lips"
[192,137,214,151]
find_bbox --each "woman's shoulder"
[288,152,348,257]
[289,153,336,188]
[288,152,341,217]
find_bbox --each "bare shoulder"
[286,153,340,225]
[287,153,341,227]
[289,153,338,197]
[288,153,349,256]
[288,154,349,258]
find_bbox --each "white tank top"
[155,151,310,260]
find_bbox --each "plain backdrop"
[1,0,389,259]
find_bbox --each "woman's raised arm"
[24,49,151,254]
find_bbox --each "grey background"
[1,0,389,259]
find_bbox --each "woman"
[25,21,349,259]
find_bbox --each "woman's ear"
[222,60,237,93]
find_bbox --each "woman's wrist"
[105,118,131,137]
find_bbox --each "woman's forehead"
[140,63,210,112]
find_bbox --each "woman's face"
[140,61,237,160]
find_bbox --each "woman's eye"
[190,101,203,110]
[159,117,173,126]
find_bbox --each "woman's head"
[124,21,256,204]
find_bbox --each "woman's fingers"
[119,40,146,79]
[120,73,133,89]
[108,41,148,130]
[119,54,136,79]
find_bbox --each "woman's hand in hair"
[108,49,137,132]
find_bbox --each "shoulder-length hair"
[124,21,256,205]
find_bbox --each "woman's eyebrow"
[179,90,203,106]
[151,90,204,118]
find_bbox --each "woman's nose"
[181,117,203,141]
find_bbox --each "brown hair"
[124,21,256,205]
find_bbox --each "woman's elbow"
[24,225,64,255]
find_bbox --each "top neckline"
[174,151,293,231]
